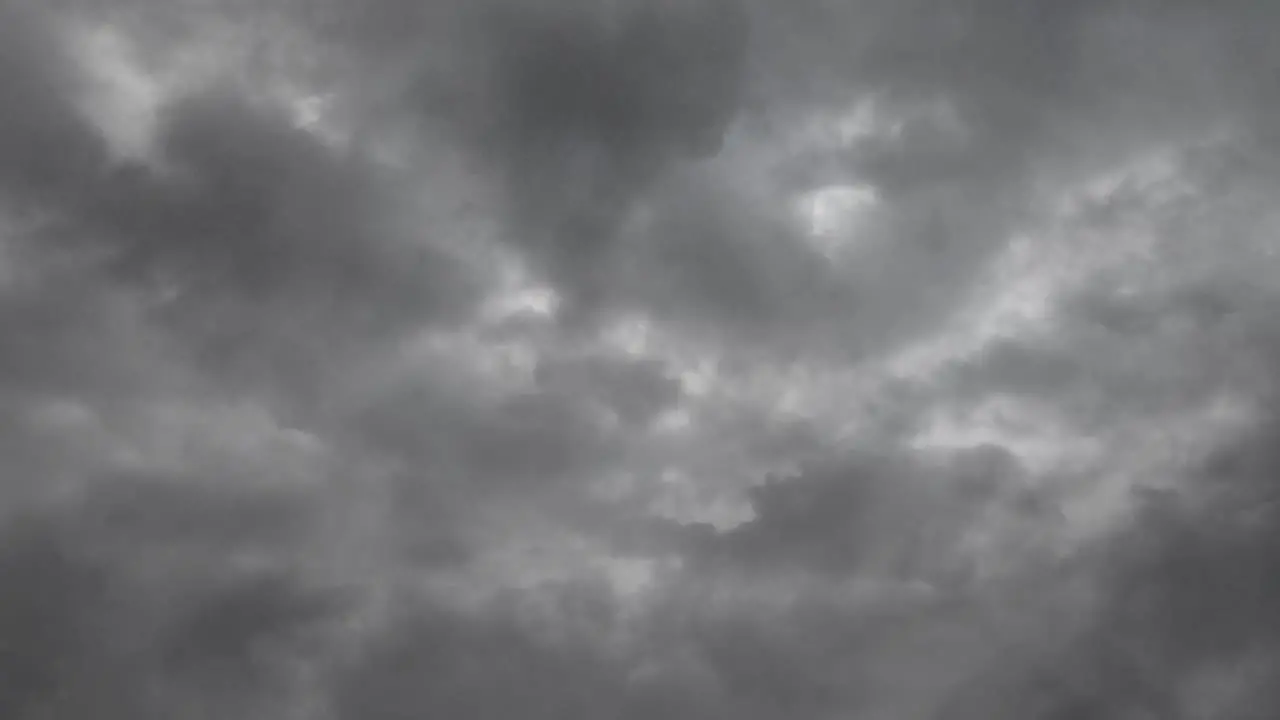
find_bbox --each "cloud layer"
[3,0,1280,717]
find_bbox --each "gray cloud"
[0,491,347,719]
[681,445,1045,583]
[0,3,479,413]
[0,3,106,210]
[0,519,111,718]
[304,0,750,319]
[1090,420,1280,711]
[6,0,1280,718]
[534,352,681,428]
[332,593,630,720]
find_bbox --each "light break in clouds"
[3,0,1280,717]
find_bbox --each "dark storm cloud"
[355,0,1079,357]
[73,470,312,552]
[332,592,630,720]
[0,519,111,718]
[0,3,106,210]
[301,0,750,319]
[534,352,682,428]
[649,524,1096,720]
[1080,417,1280,715]
[320,350,655,570]
[681,445,1042,583]
[937,628,1181,720]
[0,2,479,408]
[939,419,1280,719]
[6,0,1280,718]
[351,380,622,495]
[0,491,347,719]
[428,0,1029,349]
[332,577,851,720]
[92,84,478,398]
[106,87,432,302]
[288,0,1078,356]
[470,0,747,303]
[327,443,1053,720]
[931,375,1280,716]
[0,241,188,505]
[637,446,1091,720]
[158,568,347,691]
[0,2,831,718]
[0,256,170,400]
[0,11,374,682]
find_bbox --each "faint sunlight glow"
[71,23,163,163]
[794,183,880,257]
[602,314,654,356]
[600,556,660,598]
[480,284,562,324]
[286,92,351,149]
[651,407,693,435]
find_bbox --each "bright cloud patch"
[794,182,879,255]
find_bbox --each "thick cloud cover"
[4,0,1280,717]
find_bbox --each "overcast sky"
[3,0,1280,717]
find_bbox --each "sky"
[2,0,1280,717]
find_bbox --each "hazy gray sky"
[3,0,1280,717]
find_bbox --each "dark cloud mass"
[5,0,1280,717]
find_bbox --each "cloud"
[0,4,479,412]
[331,590,628,720]
[298,0,750,318]
[0,3,107,210]
[678,442,1058,585]
[1090,419,1280,707]
[7,0,1280,718]
[0,490,349,719]
[0,519,111,718]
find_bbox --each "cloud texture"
[3,0,1280,717]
